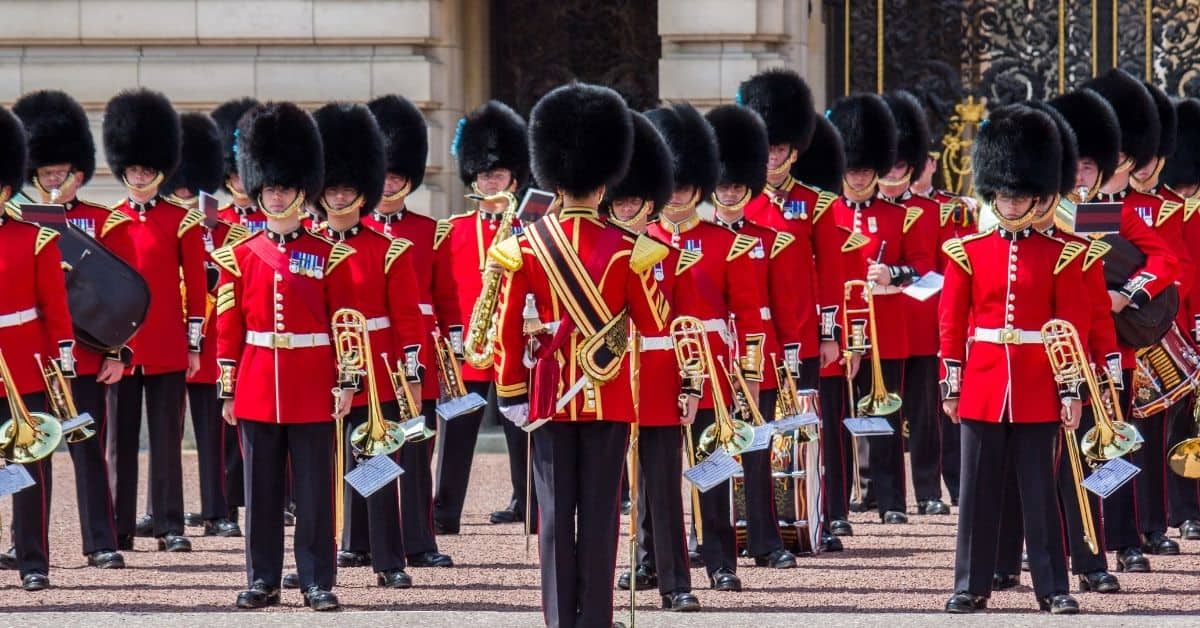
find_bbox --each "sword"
[555,375,590,412]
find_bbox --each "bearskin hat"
[645,103,720,200]
[162,112,224,196]
[1161,98,1200,190]
[791,115,845,193]
[736,68,817,151]
[12,90,96,185]
[884,90,931,181]
[1025,101,1078,196]
[313,102,386,214]
[528,83,632,197]
[1143,81,1177,158]
[827,93,897,176]
[607,111,674,211]
[1048,89,1121,185]
[0,108,27,194]
[1083,69,1160,170]
[452,100,528,187]
[236,102,324,203]
[368,94,428,192]
[211,97,261,180]
[705,105,768,197]
[973,104,1062,202]
[102,88,181,182]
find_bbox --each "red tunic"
[889,192,942,357]
[818,225,870,378]
[64,199,137,376]
[624,243,695,427]
[217,201,268,233]
[189,221,251,384]
[0,216,74,395]
[1181,198,1200,344]
[1107,190,1181,362]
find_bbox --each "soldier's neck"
[128,187,158,205]
[714,207,744,227]
[267,215,302,235]
[877,184,909,203]
[1099,171,1130,196]
[325,212,359,233]
[378,197,406,216]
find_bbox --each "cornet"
[0,349,63,464]
[36,353,95,443]
[670,316,754,460]
[842,279,902,417]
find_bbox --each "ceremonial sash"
[245,236,327,325]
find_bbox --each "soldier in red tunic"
[212,98,267,233]
[9,90,127,571]
[0,107,76,591]
[941,104,1086,615]
[363,94,454,568]
[216,102,355,611]
[102,89,206,553]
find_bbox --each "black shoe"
[228,506,239,524]
[337,550,371,568]
[1020,551,1030,572]
[235,580,280,609]
[376,569,413,589]
[204,518,242,537]
[135,515,154,538]
[116,535,134,551]
[1179,519,1200,540]
[849,497,877,513]
[991,572,1019,591]
[945,591,987,613]
[86,550,126,569]
[1078,570,1120,593]
[184,512,204,527]
[433,519,459,535]
[281,572,300,589]
[821,531,844,552]
[754,548,797,569]
[829,519,853,537]
[688,550,704,568]
[489,507,523,524]
[1039,593,1079,614]
[20,572,49,591]
[662,591,700,612]
[1142,531,1180,555]
[1115,547,1150,572]
[157,534,191,552]
[616,564,657,591]
[0,546,15,570]
[882,510,908,524]
[302,586,340,611]
[709,568,741,592]
[621,500,632,516]
[283,510,296,527]
[919,499,950,515]
[407,551,453,568]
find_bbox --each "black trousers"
[853,358,907,514]
[741,389,784,557]
[818,375,854,522]
[905,355,946,502]
[995,407,1108,576]
[1103,372,1142,550]
[955,420,1068,599]
[1166,396,1200,526]
[633,425,691,595]
[690,408,736,576]
[502,410,539,518]
[433,380,491,527]
[187,382,230,521]
[240,419,335,590]
[67,376,120,554]
[108,369,186,537]
[533,420,628,628]
[399,399,438,556]
[340,402,406,572]
[1130,401,1174,537]
[225,420,244,511]
[3,393,52,576]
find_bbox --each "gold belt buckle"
[998,328,1019,345]
[273,333,292,349]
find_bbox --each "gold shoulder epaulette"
[35,227,60,255]
[1082,238,1111,271]
[770,232,795,259]
[841,231,870,253]
[223,223,252,246]
[676,249,702,275]
[100,210,132,238]
[727,233,758,261]
[210,246,241,277]
[1156,200,1183,227]
[630,233,670,273]
[489,236,523,272]
[1185,198,1200,222]
[961,229,992,243]
[384,237,414,274]
[939,202,956,227]
[178,208,204,238]
[326,243,355,274]
[941,238,971,275]
[1054,241,1086,275]
[903,206,924,233]
[813,190,837,222]
[434,219,453,250]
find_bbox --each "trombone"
[331,309,408,459]
[0,349,63,464]
[36,353,95,443]
[670,316,755,460]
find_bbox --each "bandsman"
[212,98,267,232]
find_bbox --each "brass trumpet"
[842,279,902,417]
[463,190,519,369]
[773,352,814,443]
[381,352,434,444]
[36,353,95,443]
[0,349,63,464]
[331,308,407,459]
[433,330,486,420]
[728,358,766,427]
[669,316,754,460]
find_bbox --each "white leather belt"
[365,316,391,332]
[0,307,38,329]
[974,327,1041,345]
[245,331,332,349]
[702,318,731,344]
[640,336,674,351]
[760,307,772,321]
[419,303,434,315]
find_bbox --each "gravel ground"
[2,450,1198,621]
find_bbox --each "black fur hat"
[827,93,897,176]
[452,100,528,187]
[236,102,324,203]
[211,97,262,179]
[1025,101,1078,196]
[791,115,845,192]
[973,104,1062,202]
[1161,98,1200,189]
[1143,81,1177,158]
[368,94,428,191]
[1048,89,1121,185]
[529,82,632,197]
[705,104,768,197]
[608,111,674,211]
[1083,69,1160,169]
[102,88,181,182]
[884,90,931,181]
[0,107,27,194]
[645,103,720,199]
[736,68,816,151]
[12,90,95,185]
[314,102,386,214]
[163,112,224,196]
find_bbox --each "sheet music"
[436,392,487,420]
[1082,457,1140,498]
[843,417,896,436]
[344,454,404,498]
[0,464,36,497]
[61,412,94,434]
[400,416,427,435]
[741,424,775,453]
[903,271,944,302]
[683,449,743,493]
[773,412,820,433]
